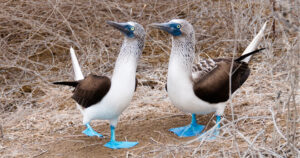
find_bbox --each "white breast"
[167,56,219,115]
[82,55,137,124]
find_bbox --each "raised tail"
[235,48,265,62]
[241,22,267,63]
[70,47,84,81]
[53,81,79,87]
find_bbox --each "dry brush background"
[0,0,299,157]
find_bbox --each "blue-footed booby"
[53,21,145,149]
[150,19,266,139]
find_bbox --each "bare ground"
[2,71,299,157]
[0,0,299,157]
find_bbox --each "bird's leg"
[214,115,221,135]
[169,113,205,137]
[104,125,138,149]
[82,123,103,138]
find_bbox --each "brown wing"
[193,58,250,104]
[71,74,111,108]
[192,58,217,83]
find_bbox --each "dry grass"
[0,0,299,157]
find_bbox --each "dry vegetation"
[0,0,299,157]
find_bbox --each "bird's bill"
[149,22,172,32]
[106,21,131,35]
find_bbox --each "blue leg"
[82,123,103,138]
[198,115,221,140]
[169,114,205,137]
[104,125,138,149]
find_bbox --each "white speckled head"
[169,19,194,36]
[107,21,145,42]
[150,19,194,38]
[127,21,145,41]
[107,21,145,56]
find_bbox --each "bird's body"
[167,56,220,115]
[151,19,266,138]
[53,21,145,149]
[81,38,141,126]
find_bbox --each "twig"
[0,124,3,138]
[260,147,284,158]
[239,130,264,158]
[33,149,48,158]
[269,108,300,154]
[270,0,276,40]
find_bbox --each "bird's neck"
[167,34,196,97]
[169,33,195,73]
[112,38,143,79]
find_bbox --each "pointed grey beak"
[106,21,131,35]
[149,22,171,32]
[150,22,182,36]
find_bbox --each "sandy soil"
[3,80,296,157]
[1,86,243,158]
[0,1,299,157]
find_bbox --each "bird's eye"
[177,24,181,28]
[131,27,135,31]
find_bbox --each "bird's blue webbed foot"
[104,125,138,149]
[169,123,205,137]
[169,114,205,137]
[198,129,219,140]
[104,141,138,149]
[82,123,103,138]
[198,115,221,141]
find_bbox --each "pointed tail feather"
[70,47,84,81]
[53,81,79,87]
[242,22,267,63]
[235,48,265,62]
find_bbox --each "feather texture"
[193,58,250,103]
[72,74,111,108]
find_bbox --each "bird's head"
[107,21,145,40]
[149,19,194,37]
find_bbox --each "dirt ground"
[0,0,299,157]
[34,113,209,157]
[2,77,298,157]
[2,86,222,157]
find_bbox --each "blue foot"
[169,114,205,137]
[82,123,103,138]
[104,141,138,149]
[169,123,205,137]
[104,125,138,149]
[198,115,221,141]
[198,129,219,140]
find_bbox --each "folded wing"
[72,74,111,108]
[192,58,250,104]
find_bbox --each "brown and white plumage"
[53,21,145,149]
[53,21,145,126]
[192,48,264,104]
[151,19,266,138]
[54,74,138,108]
[55,75,111,108]
[154,19,267,114]
[192,58,217,83]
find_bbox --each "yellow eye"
[131,27,135,31]
[177,24,181,28]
